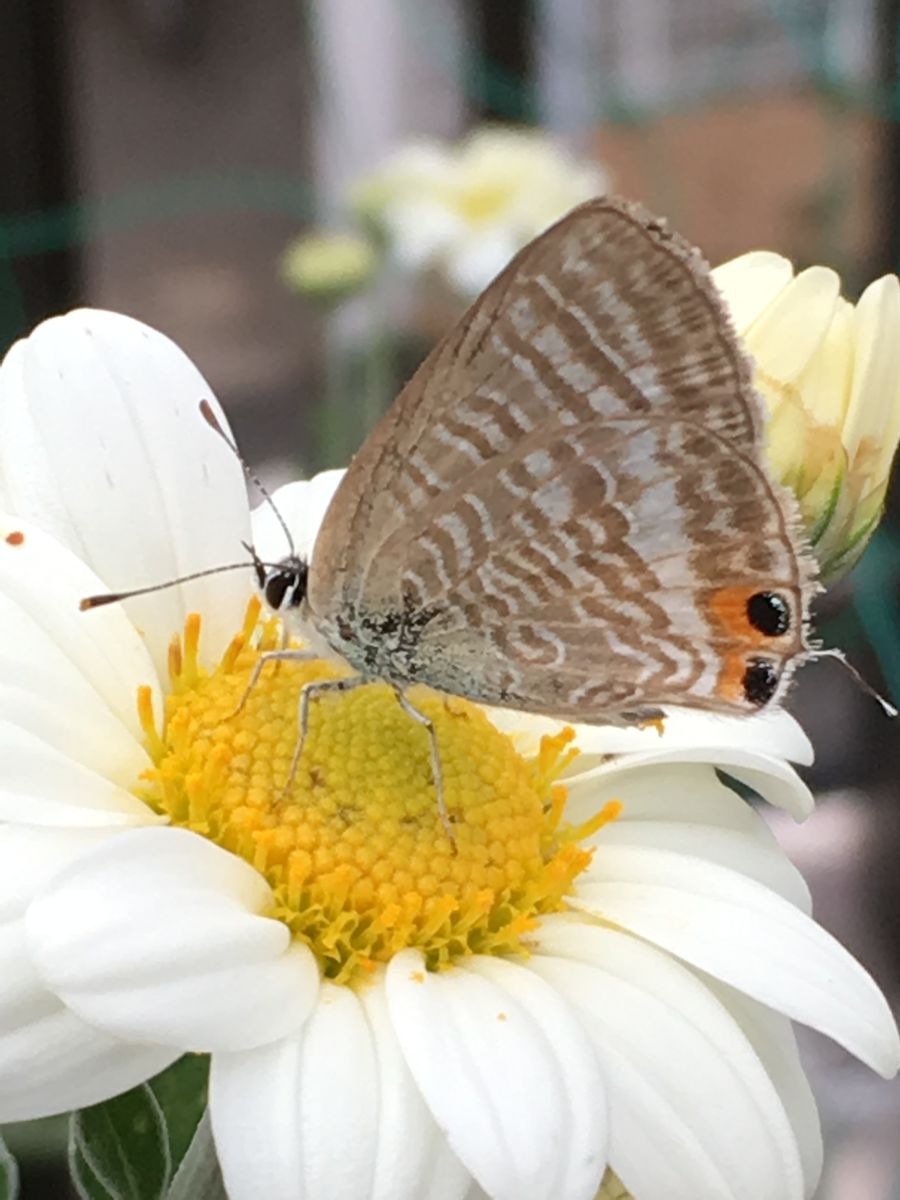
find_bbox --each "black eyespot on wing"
[743,658,780,706]
[746,592,791,636]
[264,572,291,611]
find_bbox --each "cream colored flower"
[713,253,900,581]
[0,311,898,1200]
[352,126,609,296]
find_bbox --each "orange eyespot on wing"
[703,585,796,707]
[705,584,793,647]
[715,649,752,704]
[4,531,24,546]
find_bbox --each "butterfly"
[257,196,816,734]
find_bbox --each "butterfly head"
[255,555,309,614]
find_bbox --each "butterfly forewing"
[307,196,816,721]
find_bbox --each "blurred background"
[2,1,900,1196]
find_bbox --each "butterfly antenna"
[199,400,297,557]
[810,647,898,718]
[80,561,256,610]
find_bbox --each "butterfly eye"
[742,658,780,706]
[264,571,291,611]
[746,591,791,637]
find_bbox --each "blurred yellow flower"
[352,126,609,297]
[713,252,900,581]
[282,231,378,303]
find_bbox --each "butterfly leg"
[230,648,320,718]
[282,675,366,796]
[391,685,455,848]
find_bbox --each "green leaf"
[0,1131,19,1200]
[147,1056,209,1171]
[165,1112,226,1200]
[69,1085,171,1200]
[68,1057,214,1200]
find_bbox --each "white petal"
[0,310,253,672]
[0,720,158,827]
[0,919,176,1122]
[0,533,151,781]
[565,762,811,910]
[719,758,814,820]
[792,296,855,427]
[843,274,900,476]
[569,762,765,832]
[383,200,465,270]
[251,471,346,563]
[211,982,376,1200]
[530,917,805,1200]
[708,978,823,1197]
[569,744,813,821]
[491,705,812,769]
[361,979,471,1200]
[0,518,161,743]
[447,228,521,296]
[711,252,795,333]
[26,827,318,1051]
[571,844,900,1076]
[0,825,120,919]
[592,806,811,907]
[423,1143,475,1200]
[742,266,841,382]
[386,949,607,1200]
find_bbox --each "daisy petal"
[571,746,813,820]
[0,310,253,671]
[572,844,900,1076]
[531,917,805,1200]
[25,827,318,1051]
[568,763,812,909]
[361,978,472,1200]
[211,982,376,1200]
[742,266,841,382]
[708,979,823,1196]
[0,920,176,1122]
[0,720,158,827]
[386,949,607,1200]
[711,252,795,333]
[492,706,813,773]
[0,825,120,918]
[252,472,346,564]
[593,812,810,913]
[844,274,900,470]
[424,1144,475,1200]
[0,519,161,741]
[569,763,762,831]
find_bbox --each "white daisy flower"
[352,127,609,297]
[0,310,897,1200]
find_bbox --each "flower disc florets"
[137,600,610,986]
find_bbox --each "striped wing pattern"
[308,198,815,720]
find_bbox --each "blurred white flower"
[352,126,609,296]
[713,253,900,581]
[0,311,897,1200]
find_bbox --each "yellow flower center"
[454,179,515,223]
[136,599,614,986]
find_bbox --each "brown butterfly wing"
[307,196,816,719]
